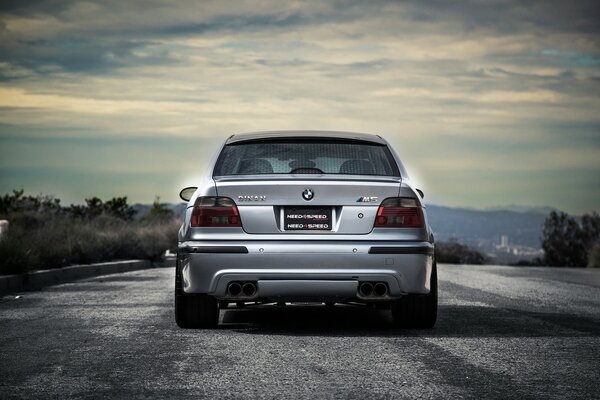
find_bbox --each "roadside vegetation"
[541,211,600,267]
[434,240,486,265]
[434,210,599,267]
[2,189,596,271]
[0,190,180,275]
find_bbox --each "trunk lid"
[215,176,401,234]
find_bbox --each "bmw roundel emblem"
[302,188,314,201]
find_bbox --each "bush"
[541,211,600,267]
[144,196,174,222]
[69,196,136,220]
[588,242,600,268]
[435,240,485,264]
[0,191,180,275]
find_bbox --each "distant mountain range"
[481,205,557,215]
[133,202,551,250]
[426,204,549,248]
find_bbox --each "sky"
[0,0,599,213]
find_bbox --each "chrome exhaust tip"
[374,282,388,297]
[227,282,242,297]
[359,282,374,297]
[242,282,257,297]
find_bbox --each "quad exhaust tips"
[227,281,257,298]
[359,281,388,298]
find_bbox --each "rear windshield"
[213,140,400,176]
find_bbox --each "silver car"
[175,131,437,328]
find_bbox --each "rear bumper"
[178,241,434,301]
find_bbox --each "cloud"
[0,0,598,212]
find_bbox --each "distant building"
[473,233,545,263]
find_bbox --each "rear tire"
[174,255,219,329]
[392,261,438,329]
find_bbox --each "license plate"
[284,207,332,230]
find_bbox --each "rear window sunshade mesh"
[214,140,399,177]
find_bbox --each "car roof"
[226,130,386,145]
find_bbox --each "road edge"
[0,258,175,296]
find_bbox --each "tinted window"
[214,140,399,176]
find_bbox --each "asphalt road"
[0,265,598,400]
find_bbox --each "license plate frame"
[283,207,333,231]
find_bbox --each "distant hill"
[482,205,557,215]
[426,204,549,248]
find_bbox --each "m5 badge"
[357,196,378,203]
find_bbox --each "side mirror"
[179,187,197,202]
[416,189,424,199]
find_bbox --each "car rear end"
[175,131,437,328]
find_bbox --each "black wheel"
[392,261,438,329]
[174,255,219,329]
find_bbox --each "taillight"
[375,197,424,228]
[191,197,241,227]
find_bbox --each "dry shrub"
[0,212,180,275]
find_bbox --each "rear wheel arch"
[174,253,219,329]
[391,260,437,329]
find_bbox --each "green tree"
[104,197,136,220]
[588,242,600,268]
[69,196,136,220]
[0,189,62,216]
[69,197,103,219]
[146,196,173,222]
[542,211,600,267]
[581,212,600,246]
